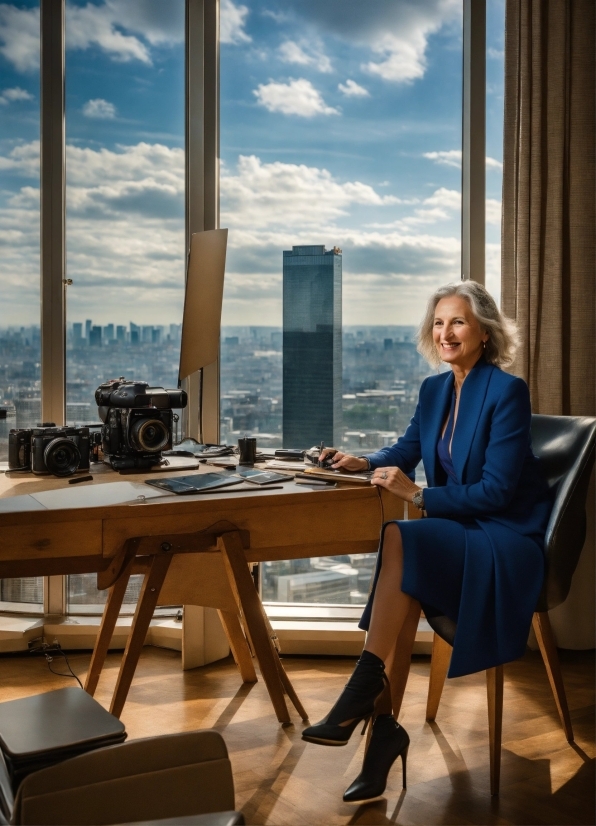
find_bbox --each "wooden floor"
[0,646,593,825]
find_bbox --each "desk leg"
[109,553,172,719]
[85,555,135,696]
[218,532,292,724]
[218,610,258,683]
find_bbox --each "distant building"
[72,323,83,345]
[116,325,126,344]
[89,326,102,347]
[282,245,342,448]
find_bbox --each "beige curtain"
[501,0,595,417]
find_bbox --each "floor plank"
[0,646,593,825]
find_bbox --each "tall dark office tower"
[283,245,342,448]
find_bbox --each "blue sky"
[0,0,504,327]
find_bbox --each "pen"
[68,475,93,484]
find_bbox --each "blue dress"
[358,357,552,678]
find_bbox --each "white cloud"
[220,0,251,45]
[282,0,461,86]
[486,198,501,225]
[0,140,186,325]
[0,86,34,105]
[253,78,339,117]
[67,3,151,64]
[486,156,503,171]
[221,155,398,228]
[0,1,188,71]
[488,47,504,60]
[338,79,369,97]
[0,142,464,326]
[278,40,332,73]
[82,98,117,119]
[401,187,460,226]
[424,150,503,171]
[0,141,40,178]
[423,149,461,168]
[0,4,40,72]
[364,31,430,84]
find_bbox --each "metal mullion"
[40,0,66,424]
[183,0,220,443]
[462,0,486,284]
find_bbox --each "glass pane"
[486,0,505,304]
[221,0,463,605]
[64,0,185,611]
[0,0,43,610]
[67,573,143,614]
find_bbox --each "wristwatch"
[412,489,425,511]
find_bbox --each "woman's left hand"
[371,466,421,502]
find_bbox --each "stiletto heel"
[302,651,387,746]
[343,715,410,804]
[361,716,372,736]
[401,743,409,789]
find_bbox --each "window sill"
[0,611,433,657]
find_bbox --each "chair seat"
[0,688,125,788]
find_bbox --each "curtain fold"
[501,0,595,417]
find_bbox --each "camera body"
[95,378,187,471]
[8,429,32,471]
[9,425,90,477]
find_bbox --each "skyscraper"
[283,245,342,448]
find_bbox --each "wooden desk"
[0,464,408,721]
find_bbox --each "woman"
[301,281,552,804]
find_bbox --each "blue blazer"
[361,357,552,677]
[365,356,551,544]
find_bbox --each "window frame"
[4,0,488,621]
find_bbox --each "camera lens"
[131,418,169,452]
[44,438,81,477]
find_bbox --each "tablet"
[145,473,244,495]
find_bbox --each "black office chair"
[421,414,596,795]
[0,687,126,802]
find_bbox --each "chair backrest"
[12,730,235,826]
[531,414,596,611]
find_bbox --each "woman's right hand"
[320,449,369,472]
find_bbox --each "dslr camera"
[96,378,187,470]
[8,424,90,477]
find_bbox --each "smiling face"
[432,295,489,372]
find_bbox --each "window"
[220,0,463,606]
[63,0,185,611]
[0,0,43,610]
[0,0,499,628]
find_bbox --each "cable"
[44,649,84,689]
[29,638,83,689]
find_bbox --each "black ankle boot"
[301,651,387,746]
[343,715,410,803]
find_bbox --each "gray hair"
[416,281,519,369]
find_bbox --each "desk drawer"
[0,520,103,563]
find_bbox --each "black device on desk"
[96,378,187,472]
[145,473,243,495]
